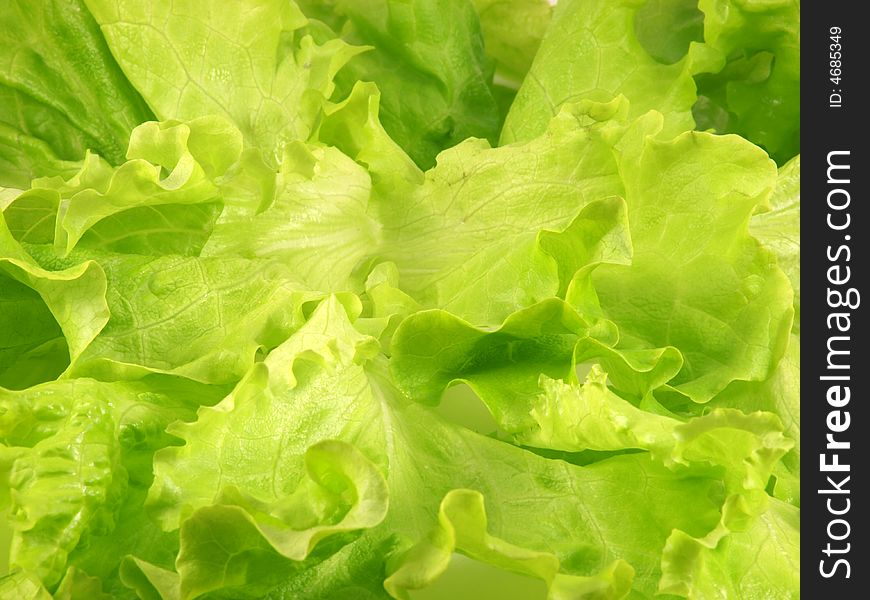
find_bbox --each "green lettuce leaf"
[63,250,324,384]
[146,296,385,530]
[15,237,325,385]
[5,117,239,257]
[470,0,553,84]
[523,368,792,527]
[659,498,799,598]
[589,119,792,404]
[383,489,633,600]
[202,141,382,292]
[0,381,128,587]
[0,0,153,187]
[0,214,109,389]
[749,155,800,332]
[371,98,629,326]
[391,107,792,408]
[85,0,363,164]
[707,332,800,507]
[0,570,52,600]
[317,82,424,200]
[314,0,501,169]
[0,2,800,598]
[501,0,714,144]
[1,375,228,597]
[137,297,744,599]
[693,0,800,163]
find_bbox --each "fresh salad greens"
[0,0,799,598]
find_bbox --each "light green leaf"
[392,114,793,410]
[356,262,422,349]
[85,0,364,163]
[119,557,180,600]
[391,299,592,434]
[709,333,800,506]
[425,194,632,328]
[171,440,388,600]
[523,368,792,512]
[501,0,714,144]
[374,98,629,325]
[64,379,226,599]
[391,297,687,439]
[633,0,705,65]
[2,187,61,245]
[287,415,727,599]
[1,376,227,596]
[0,381,125,587]
[202,141,382,292]
[0,118,80,192]
[384,489,634,600]
[694,0,800,163]
[52,567,113,600]
[147,296,384,530]
[590,127,793,403]
[141,295,734,599]
[659,498,799,599]
[0,570,52,600]
[8,117,240,256]
[750,155,800,332]
[0,3,801,597]
[318,81,423,200]
[471,0,553,84]
[55,249,325,384]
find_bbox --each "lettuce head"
[0,0,799,598]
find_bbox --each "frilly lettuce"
[1,0,799,598]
